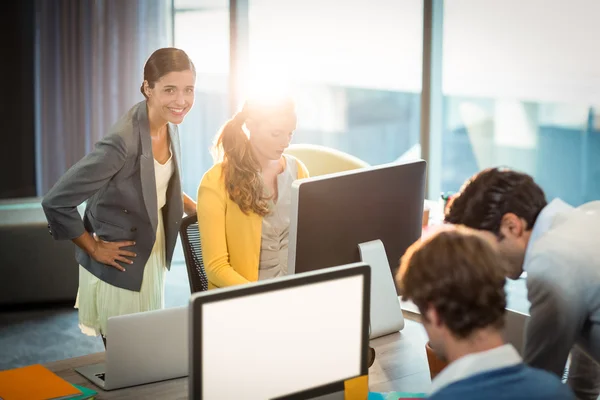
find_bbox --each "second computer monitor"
[288,159,426,287]
[189,263,370,400]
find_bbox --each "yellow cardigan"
[196,156,309,289]
[196,156,368,399]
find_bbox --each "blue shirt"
[430,364,575,400]
[428,344,574,400]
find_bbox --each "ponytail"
[213,111,270,216]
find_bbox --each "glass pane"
[247,0,423,165]
[440,0,600,206]
[174,0,228,10]
[174,4,231,195]
[173,3,230,264]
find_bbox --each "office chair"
[284,144,369,177]
[179,214,208,293]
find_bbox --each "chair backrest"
[284,144,370,177]
[179,215,208,293]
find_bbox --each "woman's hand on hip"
[91,233,136,271]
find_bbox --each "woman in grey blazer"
[42,48,197,346]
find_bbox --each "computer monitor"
[288,160,426,338]
[189,263,371,400]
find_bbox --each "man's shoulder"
[545,200,600,236]
[431,365,574,400]
[529,200,600,269]
[574,200,600,213]
[516,366,575,398]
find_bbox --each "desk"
[45,316,431,399]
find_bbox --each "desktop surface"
[44,317,431,400]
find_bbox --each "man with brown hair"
[397,227,574,399]
[445,167,600,400]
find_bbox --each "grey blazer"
[42,101,184,291]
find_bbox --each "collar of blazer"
[135,101,181,235]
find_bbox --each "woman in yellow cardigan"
[196,97,308,288]
[196,97,369,399]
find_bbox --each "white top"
[258,155,298,281]
[429,344,522,395]
[154,149,174,210]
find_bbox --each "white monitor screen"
[197,271,366,400]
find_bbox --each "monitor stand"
[358,239,405,339]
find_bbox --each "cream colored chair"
[284,144,370,177]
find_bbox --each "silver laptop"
[75,306,188,390]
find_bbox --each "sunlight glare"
[236,65,295,109]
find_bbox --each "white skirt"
[74,212,167,337]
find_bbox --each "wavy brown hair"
[397,227,507,338]
[212,98,296,216]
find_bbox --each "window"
[439,0,600,206]
[246,0,423,165]
[173,0,231,263]
[174,0,231,197]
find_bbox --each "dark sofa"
[0,198,82,306]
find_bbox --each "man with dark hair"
[397,227,574,399]
[445,167,600,400]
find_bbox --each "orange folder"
[0,364,81,400]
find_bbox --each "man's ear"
[425,305,442,327]
[499,213,526,238]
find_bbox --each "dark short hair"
[445,167,547,236]
[397,228,507,338]
[140,48,196,98]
